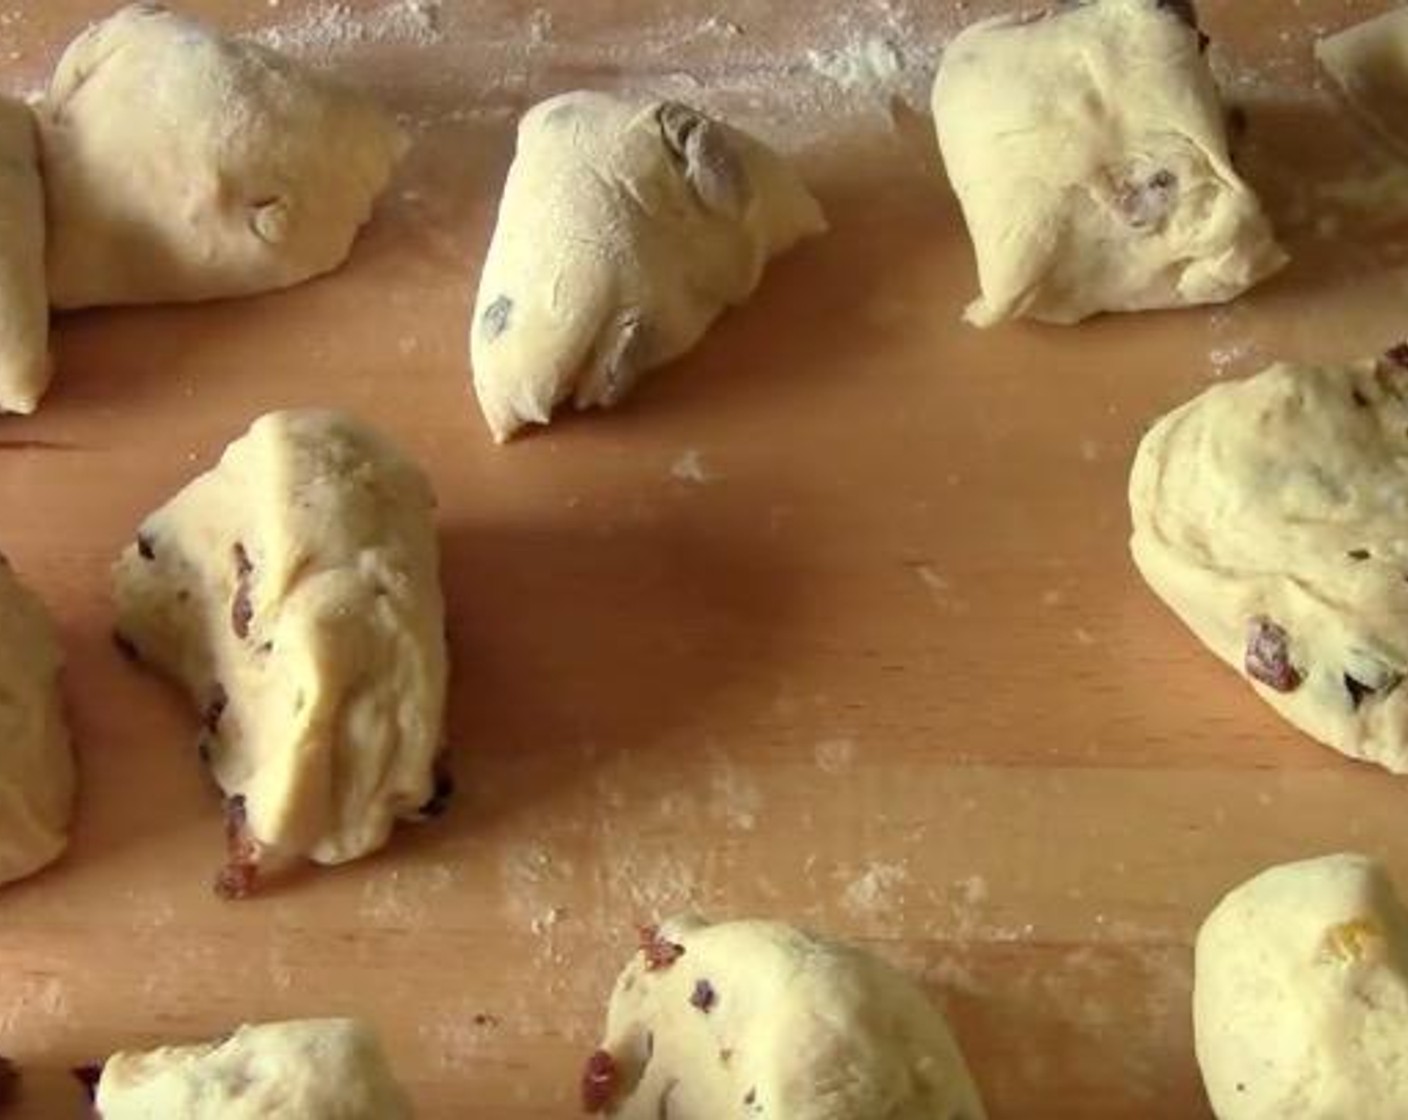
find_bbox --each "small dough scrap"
[0,95,51,414]
[1130,352,1408,773]
[95,1018,413,1119]
[582,916,988,1119]
[1317,9,1408,158]
[39,3,405,309]
[112,410,448,888]
[0,554,74,888]
[470,91,826,442]
[932,0,1285,326]
[1194,853,1408,1119]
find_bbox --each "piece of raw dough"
[1194,853,1408,1119]
[39,2,405,309]
[0,555,74,888]
[470,91,826,442]
[93,1018,413,1118]
[0,95,51,414]
[1130,351,1408,773]
[581,916,987,1119]
[932,0,1285,326]
[112,410,448,892]
[1317,9,1408,158]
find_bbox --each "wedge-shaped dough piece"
[94,1019,413,1119]
[581,916,987,1119]
[933,0,1285,326]
[1130,352,1408,773]
[470,91,826,442]
[1195,854,1408,1119]
[0,555,74,888]
[39,3,405,309]
[0,96,51,414]
[113,410,448,891]
[1317,9,1408,158]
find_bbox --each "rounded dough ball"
[0,555,73,888]
[94,1019,413,1119]
[933,0,1284,326]
[39,2,405,309]
[1194,854,1408,1119]
[469,91,826,442]
[112,410,448,890]
[1130,352,1408,774]
[1317,8,1408,158]
[583,916,987,1119]
[0,95,51,414]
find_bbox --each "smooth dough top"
[1194,853,1408,1119]
[591,915,987,1119]
[1130,356,1408,773]
[0,555,72,888]
[39,2,405,308]
[470,91,826,441]
[95,1018,414,1119]
[933,0,1284,325]
[1317,8,1408,158]
[0,94,50,415]
[113,409,447,867]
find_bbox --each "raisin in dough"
[94,1019,413,1119]
[932,0,1285,326]
[582,916,987,1119]
[1130,354,1408,773]
[1194,854,1408,1119]
[112,410,447,887]
[0,555,74,888]
[1318,9,1408,158]
[470,92,826,442]
[39,3,405,309]
[0,96,50,415]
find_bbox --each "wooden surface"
[3,0,1408,1115]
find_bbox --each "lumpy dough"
[1194,854,1408,1119]
[582,916,988,1119]
[932,0,1285,326]
[1129,352,1408,774]
[95,1019,413,1119]
[112,410,448,890]
[39,2,405,309]
[470,91,826,442]
[0,95,50,414]
[1318,9,1408,158]
[0,554,74,888]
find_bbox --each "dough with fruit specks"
[470,91,826,442]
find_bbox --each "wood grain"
[2,0,1408,1116]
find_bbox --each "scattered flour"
[814,736,857,774]
[669,448,713,483]
[841,860,909,918]
[808,37,904,93]
[252,0,443,56]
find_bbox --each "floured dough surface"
[113,410,448,886]
[39,2,404,309]
[1194,853,1408,1119]
[932,0,1284,326]
[470,91,826,442]
[95,1018,413,1119]
[0,95,50,414]
[1317,8,1408,158]
[1130,353,1408,773]
[0,555,73,888]
[582,915,987,1119]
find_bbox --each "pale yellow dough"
[1130,355,1408,774]
[0,556,73,888]
[1194,854,1408,1119]
[589,915,987,1119]
[0,95,50,414]
[470,91,826,442]
[1317,8,1408,158]
[932,0,1285,326]
[113,410,448,874]
[95,1019,414,1119]
[39,3,405,309]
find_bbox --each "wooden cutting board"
[3,0,1407,1115]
